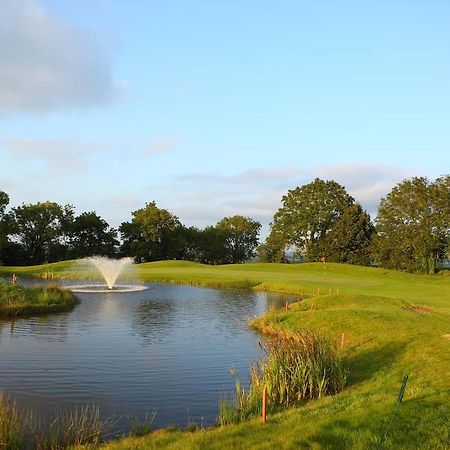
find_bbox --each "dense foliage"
[1,174,448,272]
[374,176,450,273]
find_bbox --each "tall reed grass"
[219,328,347,425]
[0,396,115,449]
[0,394,25,450]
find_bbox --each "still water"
[0,282,287,431]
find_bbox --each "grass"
[0,260,449,448]
[0,282,78,318]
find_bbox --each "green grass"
[0,282,78,318]
[1,260,449,448]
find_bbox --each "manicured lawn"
[1,261,449,448]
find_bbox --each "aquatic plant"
[219,328,347,424]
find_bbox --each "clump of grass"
[219,329,347,425]
[0,283,78,318]
[0,394,26,450]
[127,410,157,437]
[0,397,115,450]
[31,404,117,449]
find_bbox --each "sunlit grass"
[0,283,78,318]
[1,260,449,448]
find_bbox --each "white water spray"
[85,256,134,290]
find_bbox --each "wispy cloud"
[140,138,180,156]
[314,163,414,213]
[3,138,109,174]
[0,0,121,113]
[169,163,414,233]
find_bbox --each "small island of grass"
[0,283,79,318]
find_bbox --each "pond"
[0,282,291,433]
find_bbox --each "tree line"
[0,195,261,266]
[0,175,448,273]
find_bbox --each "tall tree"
[374,176,450,273]
[119,201,182,262]
[271,178,354,260]
[69,211,118,258]
[216,215,261,264]
[9,202,72,264]
[322,203,374,265]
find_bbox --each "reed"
[219,329,347,425]
[127,410,157,437]
[0,394,26,450]
[34,404,116,449]
[0,397,115,450]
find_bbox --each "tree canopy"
[269,178,355,261]
[9,202,70,264]
[374,176,450,273]
[119,201,183,262]
[216,215,261,264]
[69,211,118,259]
[1,175,448,273]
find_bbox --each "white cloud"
[169,163,414,235]
[0,0,120,113]
[314,163,414,213]
[3,138,109,174]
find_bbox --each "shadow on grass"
[308,396,449,450]
[342,341,406,386]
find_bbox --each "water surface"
[0,282,289,431]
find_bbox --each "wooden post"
[262,386,267,424]
[285,301,288,312]
[340,333,345,348]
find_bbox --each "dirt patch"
[402,304,433,314]
[442,334,450,340]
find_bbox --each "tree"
[69,211,118,258]
[9,201,71,264]
[374,176,450,273]
[257,229,288,263]
[193,226,230,264]
[322,203,374,265]
[271,178,354,260]
[119,201,182,262]
[216,215,261,263]
[0,191,10,264]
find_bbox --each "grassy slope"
[1,261,449,448]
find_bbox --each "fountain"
[86,256,133,290]
[69,256,148,293]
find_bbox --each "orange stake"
[262,386,267,424]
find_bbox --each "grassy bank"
[0,283,78,318]
[1,261,449,448]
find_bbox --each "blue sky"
[1,0,449,236]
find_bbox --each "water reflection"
[0,282,293,431]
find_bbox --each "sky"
[1,0,449,237]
